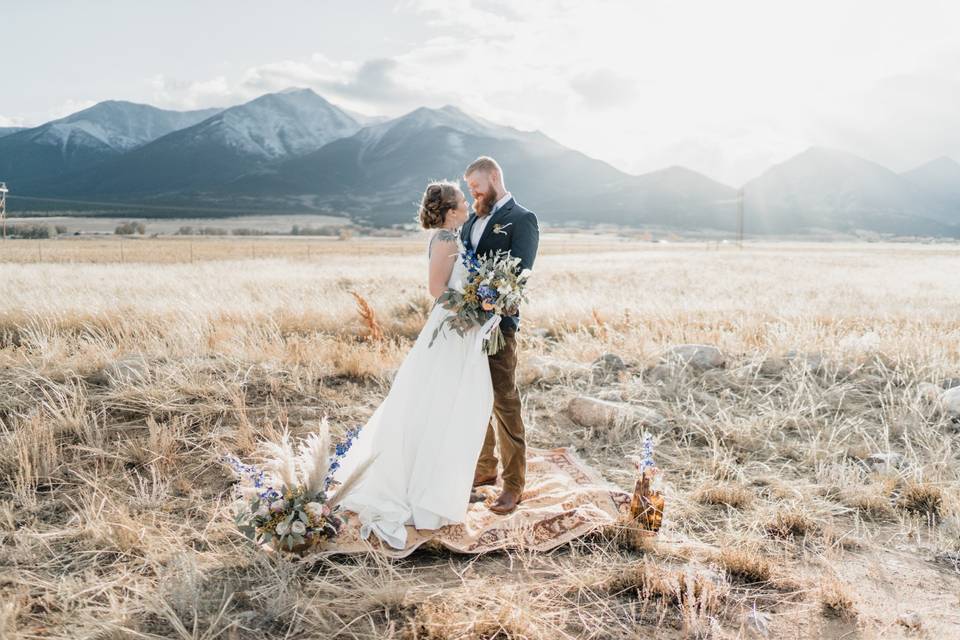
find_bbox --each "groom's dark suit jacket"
[460,196,540,332]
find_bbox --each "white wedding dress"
[331,233,495,550]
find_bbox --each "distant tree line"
[2,221,362,239]
[174,224,353,237]
[4,223,68,238]
[115,221,147,235]
[175,226,269,236]
[290,224,353,240]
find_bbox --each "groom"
[462,156,540,515]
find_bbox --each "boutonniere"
[493,222,512,235]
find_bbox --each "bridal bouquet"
[429,241,531,355]
[224,420,376,554]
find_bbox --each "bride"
[330,180,495,550]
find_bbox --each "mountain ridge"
[2,91,958,236]
[40,88,363,196]
[741,146,956,234]
[0,101,222,190]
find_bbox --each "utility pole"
[737,187,744,249]
[0,182,8,240]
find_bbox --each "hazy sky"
[3,0,960,185]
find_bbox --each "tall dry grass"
[1,238,959,638]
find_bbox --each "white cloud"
[149,75,234,110]
[570,69,639,110]
[810,58,960,173]
[0,115,27,127]
[239,55,421,107]
[17,0,960,184]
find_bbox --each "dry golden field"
[1,235,959,639]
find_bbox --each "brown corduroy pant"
[474,326,526,494]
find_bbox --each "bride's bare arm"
[428,233,458,299]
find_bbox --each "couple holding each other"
[331,156,541,550]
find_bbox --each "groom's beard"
[473,188,498,217]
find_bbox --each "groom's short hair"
[464,156,504,182]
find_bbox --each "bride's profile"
[330,180,495,550]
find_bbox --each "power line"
[737,188,744,248]
[0,182,7,240]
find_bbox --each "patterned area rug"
[301,446,635,559]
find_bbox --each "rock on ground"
[567,396,664,430]
[664,344,725,369]
[942,386,960,418]
[645,363,679,384]
[522,355,589,383]
[759,356,788,376]
[591,353,628,382]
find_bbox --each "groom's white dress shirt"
[470,191,512,248]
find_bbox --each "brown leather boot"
[489,489,521,515]
[472,472,497,488]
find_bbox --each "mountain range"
[2,88,959,236]
[0,102,220,191]
[0,127,26,139]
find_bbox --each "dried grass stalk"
[351,291,385,342]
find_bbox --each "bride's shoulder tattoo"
[434,229,458,243]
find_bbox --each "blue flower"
[322,425,365,489]
[258,487,280,500]
[460,248,481,273]
[224,455,267,483]
[478,285,497,299]
[640,434,655,471]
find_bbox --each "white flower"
[276,521,290,536]
[270,499,286,513]
[291,521,307,535]
[297,427,331,496]
[255,504,270,518]
[304,502,324,518]
[261,432,299,491]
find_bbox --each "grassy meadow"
[1,235,959,638]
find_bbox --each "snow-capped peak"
[31,101,221,152]
[353,104,537,155]
[187,88,362,159]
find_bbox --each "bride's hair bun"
[419,180,461,229]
